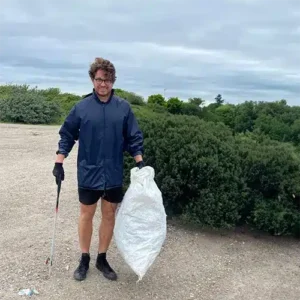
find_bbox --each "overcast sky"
[1,0,299,105]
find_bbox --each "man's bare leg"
[96,198,118,280]
[78,202,97,252]
[98,199,117,253]
[73,202,97,281]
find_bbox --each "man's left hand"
[136,161,145,169]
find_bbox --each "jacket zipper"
[103,103,106,192]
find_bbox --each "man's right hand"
[52,162,65,185]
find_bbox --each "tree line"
[1,83,300,237]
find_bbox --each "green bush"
[146,103,168,114]
[124,114,248,228]
[123,112,300,235]
[38,87,61,101]
[166,97,183,114]
[56,93,81,115]
[0,90,62,124]
[181,102,201,116]
[235,133,300,235]
[147,94,166,106]
[114,88,145,106]
[252,196,300,236]
[1,83,300,237]
[0,84,31,101]
[291,119,300,145]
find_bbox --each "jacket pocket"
[78,163,105,189]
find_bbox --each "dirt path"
[1,123,300,300]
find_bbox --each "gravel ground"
[1,123,300,300]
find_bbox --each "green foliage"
[38,87,61,101]
[253,114,291,142]
[181,102,201,116]
[147,94,166,106]
[146,95,202,116]
[252,197,300,236]
[215,94,224,105]
[1,83,300,237]
[235,133,300,235]
[166,97,183,114]
[125,105,300,235]
[214,104,236,128]
[57,93,81,114]
[234,101,258,132]
[204,98,300,147]
[114,88,145,106]
[125,114,248,228]
[0,90,62,124]
[146,103,168,114]
[0,84,32,100]
[201,104,223,123]
[291,120,300,145]
[236,134,300,200]
[188,97,205,107]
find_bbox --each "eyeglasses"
[94,77,111,84]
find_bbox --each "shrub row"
[1,84,300,237]
[124,113,300,236]
[0,90,62,124]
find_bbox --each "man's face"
[92,69,114,97]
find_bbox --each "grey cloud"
[0,0,300,105]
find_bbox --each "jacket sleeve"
[124,105,144,157]
[57,105,80,158]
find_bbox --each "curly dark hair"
[88,57,116,82]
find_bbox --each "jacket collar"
[92,88,115,104]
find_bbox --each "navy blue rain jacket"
[57,89,144,190]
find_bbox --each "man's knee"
[80,203,97,222]
[101,201,117,224]
[102,210,115,224]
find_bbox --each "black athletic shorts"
[78,187,124,205]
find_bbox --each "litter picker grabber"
[46,175,62,277]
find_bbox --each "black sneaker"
[73,253,90,281]
[96,253,117,281]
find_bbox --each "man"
[52,57,145,282]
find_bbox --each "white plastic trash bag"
[114,166,167,281]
